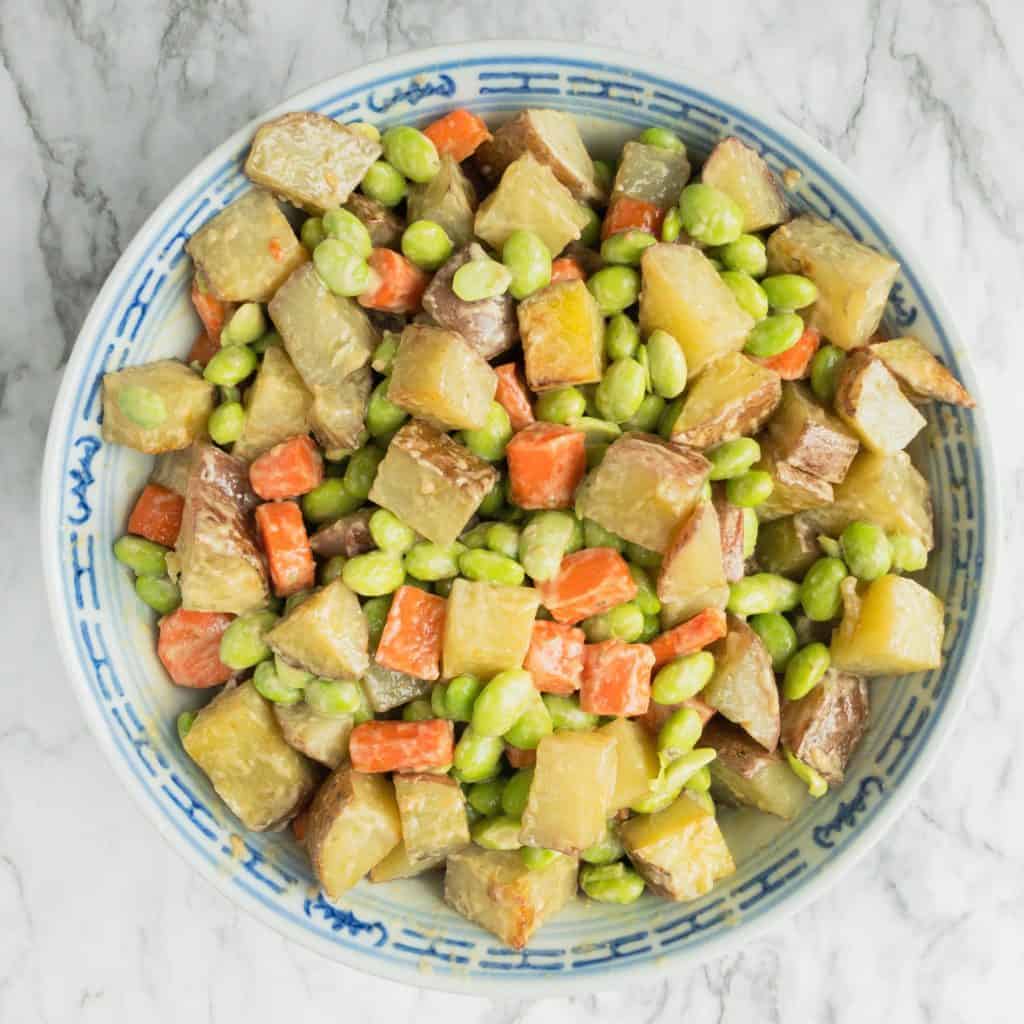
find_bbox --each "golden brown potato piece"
[870,337,974,407]
[369,840,444,883]
[310,365,371,459]
[343,193,406,250]
[232,347,313,461]
[393,773,470,865]
[362,659,432,713]
[309,509,374,559]
[657,501,728,627]
[599,718,660,812]
[766,383,859,483]
[612,141,691,208]
[701,137,788,231]
[753,445,834,522]
[713,488,746,583]
[273,701,353,769]
[754,514,821,578]
[407,154,478,248]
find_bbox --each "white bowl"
[41,41,997,994]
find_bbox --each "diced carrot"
[349,719,455,773]
[536,548,638,625]
[359,248,430,314]
[249,435,324,501]
[601,197,666,241]
[422,108,493,163]
[493,363,535,432]
[638,695,716,735]
[291,808,309,843]
[755,326,821,380]
[580,639,655,717]
[374,585,447,681]
[505,422,587,510]
[191,276,233,342]
[648,607,728,669]
[505,745,536,769]
[157,609,235,688]
[550,257,587,283]
[268,237,286,262]
[127,483,185,548]
[255,501,316,598]
[187,330,220,367]
[524,620,585,695]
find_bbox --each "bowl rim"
[41,38,1000,994]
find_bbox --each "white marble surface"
[3,1,1023,1020]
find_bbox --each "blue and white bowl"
[41,41,996,993]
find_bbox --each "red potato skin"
[648,607,728,669]
[249,435,324,501]
[254,501,316,597]
[505,745,537,768]
[505,423,587,510]
[536,548,638,625]
[580,639,655,716]
[128,483,185,548]
[374,586,447,681]
[494,363,536,432]
[524,620,585,695]
[157,609,235,688]
[349,719,455,773]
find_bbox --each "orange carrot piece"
[601,197,666,241]
[187,330,220,367]
[580,639,655,717]
[249,435,324,501]
[755,326,821,380]
[550,257,587,283]
[359,248,430,314]
[505,745,536,769]
[191,276,233,342]
[536,548,638,625]
[291,808,309,843]
[638,695,716,735]
[648,607,728,669]
[493,363,536,432]
[349,719,455,773]
[255,501,316,598]
[422,108,492,163]
[505,422,587,510]
[127,483,185,548]
[524,620,585,695]
[157,609,235,688]
[375,585,447,681]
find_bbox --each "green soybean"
[761,274,818,311]
[471,815,522,851]
[452,257,512,301]
[300,216,327,250]
[542,693,599,733]
[362,596,392,649]
[715,234,767,277]
[720,270,769,321]
[583,518,624,553]
[502,229,552,300]
[624,541,662,571]
[601,229,657,267]
[505,696,554,750]
[322,208,373,257]
[623,394,666,433]
[219,609,278,670]
[306,678,364,717]
[313,238,371,297]
[317,552,348,585]
[113,535,168,577]
[658,706,703,759]
[221,302,267,346]
[638,126,685,152]
[117,386,167,428]
[604,314,640,360]
[521,847,563,870]
[840,521,892,581]
[343,445,384,501]
[402,698,434,722]
[536,387,586,424]
[471,670,534,737]
[661,206,684,243]
[208,401,246,445]
[606,602,645,642]
[372,332,401,374]
[728,573,801,616]
[742,507,759,559]
[889,532,928,573]
[301,478,362,523]
[726,470,774,508]
[479,477,506,518]
[459,549,525,587]
[707,438,761,481]
[810,345,847,403]
[401,219,453,271]
[785,748,828,797]
[635,343,652,391]
[631,748,717,813]
[581,825,625,865]
[176,711,197,742]
[342,552,405,596]
[596,357,647,423]
[250,330,281,355]
[501,768,534,818]
[657,397,683,439]
[782,642,831,701]
[581,613,613,643]
[578,203,602,247]
[592,160,613,193]
[452,727,505,783]
[686,765,712,793]
[404,541,463,581]
[519,511,575,582]
[445,674,483,722]
[252,661,304,705]
[366,379,408,437]
[645,329,688,399]
[580,862,645,904]
[818,535,842,559]
[467,778,506,817]
[567,416,622,446]
[744,312,804,358]
[382,125,440,183]
[485,523,521,560]
[204,344,258,387]
[361,160,407,207]
[284,590,313,616]
[800,557,848,621]
[275,654,312,690]
[460,402,513,462]
[431,682,450,719]
[627,564,661,616]
[748,612,797,672]
[678,183,743,246]
[587,266,641,316]
[652,651,715,704]
[369,509,416,554]
[134,575,181,614]
[459,523,492,550]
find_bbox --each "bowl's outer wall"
[42,42,995,994]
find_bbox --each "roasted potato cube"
[520,731,618,854]
[309,509,374,559]
[184,681,318,831]
[754,514,821,578]
[305,766,402,901]
[444,846,577,950]
[186,189,306,302]
[754,445,834,522]
[475,153,591,256]
[600,718,660,812]
[407,154,478,248]
[612,141,691,208]
[766,382,859,483]
[267,579,369,680]
[640,244,755,378]
[575,433,711,554]
[701,137,788,231]
[518,279,604,392]
[394,773,470,865]
[362,659,432,713]
[274,701,353,769]
[657,500,728,627]
[621,792,735,900]
[102,359,215,455]
[344,192,405,250]
[232,346,313,461]
[309,365,371,458]
[713,488,746,583]
[369,840,444,883]
[150,446,195,496]
[830,575,944,675]
[766,215,899,350]
[368,421,498,546]
[703,614,779,751]
[870,337,974,407]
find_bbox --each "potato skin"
[344,193,405,250]
[766,383,859,484]
[870,337,974,408]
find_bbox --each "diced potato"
[388,324,498,431]
[620,792,735,900]
[102,360,215,455]
[475,153,591,257]
[362,659,432,713]
[701,137,788,231]
[368,422,498,546]
[305,766,402,901]
[754,514,821,578]
[753,444,834,523]
[518,279,604,392]
[575,433,710,554]
[150,446,195,496]
[309,365,371,458]
[834,350,927,455]
[671,351,781,449]
[444,846,577,950]
[309,509,374,559]
[766,382,859,483]
[232,347,313,461]
[267,579,369,680]
[407,154,478,248]
[520,731,618,854]
[274,701,353,769]
[703,614,780,751]
[442,579,539,679]
[184,681,318,831]
[713,488,746,583]
[244,111,382,213]
[612,141,691,208]
[640,244,755,377]
[830,575,944,676]
[186,189,307,302]
[599,718,660,812]
[870,337,975,407]
[766,215,899,350]
[657,500,728,627]
[393,773,470,865]
[344,193,405,250]
[369,840,444,883]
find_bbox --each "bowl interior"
[44,44,992,993]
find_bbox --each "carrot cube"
[536,548,638,625]
[505,422,586,510]
[191,276,234,343]
[187,330,220,367]
[580,639,655,717]
[524,620,585,695]
[422,108,492,163]
[550,257,587,283]
[249,434,323,501]
[754,326,820,380]
[349,719,455,773]
[638,695,715,736]
[505,745,537,769]
[128,483,185,548]
[255,501,315,597]
[157,608,235,688]
[648,607,728,669]
[359,248,430,314]
[494,363,535,432]
[374,585,447,681]
[601,197,665,241]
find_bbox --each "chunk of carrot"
[291,807,309,843]
[359,248,430,314]
[754,326,820,380]
[493,363,535,432]
[157,609,235,688]
[187,330,220,367]
[580,639,655,716]
[505,422,586,510]
[601,197,666,241]
[550,257,587,283]
[638,695,716,735]
[249,434,324,501]
[191,276,233,342]
[536,548,638,625]
[422,108,493,163]
[127,483,185,548]
[349,719,455,773]
[374,585,447,681]
[524,620,585,695]
[505,744,536,768]
[648,607,728,669]
[255,501,316,598]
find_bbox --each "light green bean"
[742,507,759,559]
[452,257,512,301]
[595,357,647,423]
[401,219,453,270]
[725,470,774,508]
[606,602,645,642]
[502,229,552,300]
[889,532,928,573]
[362,595,392,649]
[221,302,266,346]
[219,609,279,670]
[657,706,703,759]
[381,125,440,183]
[519,511,575,582]
[460,402,513,462]
[601,229,657,267]
[761,273,818,311]
[652,651,715,704]
[313,238,371,297]
[810,345,847,403]
[208,401,246,445]
[342,551,406,596]
[369,508,416,554]
[661,206,683,243]
[535,387,587,424]
[678,183,743,246]
[471,670,534,737]
[404,541,464,581]
[623,394,666,433]
[459,549,525,587]
[402,698,434,722]
[467,778,506,817]
[301,478,362,523]
[252,661,304,705]
[204,344,258,387]
[645,329,688,399]
[113,535,168,577]
[580,862,645,904]
[581,825,625,865]
[366,379,408,437]
[727,573,801,616]
[748,612,797,672]
[177,711,197,742]
[587,266,641,316]
[135,575,181,614]
[800,557,848,621]
[542,693,599,733]
[453,726,505,782]
[471,815,522,850]
[361,160,407,207]
[744,312,805,358]
[306,678,364,717]
[638,126,685,153]
[300,216,326,250]
[343,445,384,500]
[501,767,534,818]
[485,522,521,560]
[715,234,767,277]
[840,521,892,581]
[782,642,831,700]
[707,437,761,480]
[785,748,828,797]
[445,674,483,722]
[521,847,563,870]
[604,314,640,361]
[504,695,553,750]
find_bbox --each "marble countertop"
[3,1,1023,1020]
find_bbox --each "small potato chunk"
[310,365,371,458]
[102,359,215,455]
[233,347,313,461]
[186,189,306,302]
[370,840,444,883]
[612,141,691,208]
[753,445,834,523]
[362,659,432,713]
[766,382,859,483]
[754,514,821,578]
[704,614,780,751]
[184,681,318,831]
[245,112,382,213]
[309,509,374,559]
[640,244,755,378]
[621,793,735,901]
[475,153,591,256]
[344,192,405,250]
[766,215,899,350]
[407,154,478,248]
[368,421,498,546]
[444,847,577,950]
[520,731,618,854]
[388,324,498,431]
[670,351,781,449]
[600,718,660,812]
[713,488,746,583]
[394,773,470,865]
[870,337,974,407]
[658,500,729,628]
[518,279,604,392]
[834,350,927,455]
[575,433,711,554]
[830,575,944,675]
[701,137,788,231]
[274,701,353,769]
[150,446,195,496]
[306,766,402,901]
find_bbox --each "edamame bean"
[592,160,613,193]
[725,470,774,508]
[583,518,624,552]
[135,575,181,614]
[402,698,434,722]
[460,402,513,462]
[606,602,645,642]
[686,765,712,793]
[707,438,761,481]
[445,674,483,722]
[431,682,450,719]
[369,508,416,554]
[372,332,401,374]
[300,216,326,250]
[471,670,534,737]
[117,386,167,428]
[404,541,464,581]
[177,711,196,742]
[715,234,768,277]
[252,660,304,705]
[343,445,384,500]
[204,344,258,387]
[596,357,647,423]
[810,344,847,403]
[306,678,365,717]
[467,778,506,817]
[366,379,408,438]
[744,312,804,358]
[208,401,246,445]
[519,511,575,582]
[501,768,534,817]
[800,557,848,621]
[479,477,506,518]
[784,748,828,797]
[452,257,512,301]
[275,654,312,689]
[580,862,645,904]
[251,331,281,356]
[485,522,521,560]
[566,416,622,446]
[581,613,613,643]
[459,549,525,587]
[840,521,892,581]
[645,330,688,399]
[113,535,168,577]
[505,695,553,750]
[301,478,362,523]
[627,564,661,616]
[453,726,505,782]
[604,314,640,360]
[587,266,641,316]
[471,815,522,850]
[382,125,440,183]
[658,706,703,759]
[748,612,797,672]
[361,160,407,207]
[434,577,454,598]
[742,507,759,559]
[579,203,602,247]
[624,541,662,571]
[362,595,391,649]
[652,651,715,704]
[586,444,608,469]
[631,748,717,813]
[313,238,371,297]
[727,573,801,616]
[638,126,685,152]
[460,522,492,550]
[542,693,599,732]
[342,551,405,596]
[623,394,666,433]
[581,825,625,865]
[678,183,743,246]
[761,274,818,311]
[219,609,279,670]
[601,229,657,267]
[284,590,313,615]
[502,229,552,300]
[720,270,769,321]
[817,535,842,558]
[889,532,928,573]
[661,206,683,243]
[521,847,563,870]
[219,385,241,404]
[401,219,453,271]
[782,642,831,701]
[535,387,586,424]
[221,302,266,346]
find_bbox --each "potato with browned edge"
[753,444,834,523]
[870,337,974,407]
[232,346,313,462]
[407,154,478,248]
[599,717,660,812]
[274,701,354,769]
[657,500,729,628]
[701,137,789,232]
[394,774,470,865]
[754,514,821,578]
[370,840,445,883]
[766,382,859,484]
[310,365,372,459]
